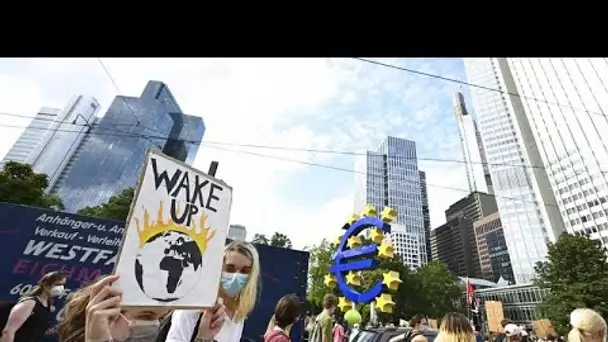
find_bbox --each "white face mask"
[49,285,64,297]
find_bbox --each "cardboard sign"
[114,149,233,308]
[532,319,557,338]
[485,300,505,333]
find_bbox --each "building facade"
[354,136,426,269]
[1,107,60,169]
[471,284,550,327]
[506,59,608,249]
[228,224,247,241]
[464,58,566,284]
[432,192,497,278]
[454,92,493,194]
[419,170,432,261]
[474,211,515,284]
[51,81,205,213]
[430,217,469,276]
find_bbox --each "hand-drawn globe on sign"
[135,231,202,302]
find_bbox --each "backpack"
[309,316,330,342]
[0,297,35,332]
[156,311,203,342]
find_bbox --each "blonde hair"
[58,280,98,342]
[222,241,260,322]
[569,308,607,342]
[436,313,475,342]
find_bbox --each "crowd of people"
[0,239,606,342]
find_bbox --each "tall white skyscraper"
[464,58,566,284]
[1,96,100,191]
[453,91,493,194]
[354,136,426,269]
[506,59,608,244]
[1,108,60,168]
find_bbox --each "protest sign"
[113,149,232,308]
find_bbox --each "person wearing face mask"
[1,271,67,342]
[165,241,261,342]
[58,274,226,342]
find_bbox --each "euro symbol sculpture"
[326,204,401,313]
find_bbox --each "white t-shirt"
[166,310,245,342]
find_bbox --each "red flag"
[466,279,479,313]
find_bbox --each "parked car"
[351,327,437,342]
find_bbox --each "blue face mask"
[221,272,249,297]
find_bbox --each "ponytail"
[567,329,583,342]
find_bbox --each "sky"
[0,58,476,249]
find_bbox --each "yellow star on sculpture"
[382,271,403,291]
[347,235,363,248]
[375,293,395,313]
[381,206,397,223]
[345,271,362,286]
[338,296,353,312]
[333,234,343,245]
[369,227,384,244]
[347,213,360,225]
[324,274,337,288]
[378,241,394,259]
[360,204,377,217]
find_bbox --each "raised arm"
[1,300,36,342]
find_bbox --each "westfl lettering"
[23,240,116,265]
[151,157,224,226]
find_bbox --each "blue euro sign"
[329,216,392,304]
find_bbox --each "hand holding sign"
[85,275,122,342]
[197,298,227,340]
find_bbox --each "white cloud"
[0,58,473,250]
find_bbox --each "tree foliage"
[306,236,463,322]
[534,233,608,335]
[0,161,64,210]
[251,232,293,248]
[77,188,134,221]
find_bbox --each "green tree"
[77,188,134,221]
[409,261,463,319]
[251,233,270,245]
[270,232,293,248]
[0,161,64,210]
[307,239,340,312]
[534,233,608,335]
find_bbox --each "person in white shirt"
[166,241,261,342]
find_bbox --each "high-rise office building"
[419,170,432,261]
[1,107,60,168]
[454,92,493,194]
[52,81,205,213]
[228,224,247,241]
[465,58,566,284]
[474,212,515,284]
[354,136,426,269]
[505,59,608,245]
[431,191,497,278]
[1,97,100,192]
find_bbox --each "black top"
[14,297,52,342]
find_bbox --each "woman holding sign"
[1,271,66,342]
[57,274,226,342]
[165,241,261,342]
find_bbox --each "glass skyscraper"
[1,96,100,193]
[354,136,426,268]
[51,81,205,213]
[1,108,60,169]
[464,59,566,284]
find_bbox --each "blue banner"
[0,202,124,341]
